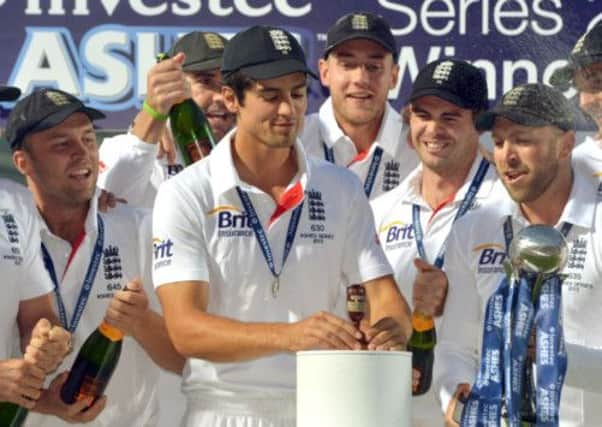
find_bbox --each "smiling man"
[371,59,499,427]
[98,31,234,208]
[152,25,411,427]
[301,12,417,200]
[6,88,183,426]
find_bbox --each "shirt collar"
[503,169,596,231]
[396,154,496,207]
[37,188,100,240]
[317,97,403,157]
[210,127,311,197]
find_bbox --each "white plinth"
[297,350,412,427]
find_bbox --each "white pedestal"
[297,350,412,427]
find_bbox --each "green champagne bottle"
[407,312,436,395]
[60,321,123,407]
[169,98,216,166]
[0,402,28,427]
[155,52,217,166]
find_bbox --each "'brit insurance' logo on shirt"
[208,205,252,238]
[473,243,506,274]
[379,220,414,250]
[153,237,174,269]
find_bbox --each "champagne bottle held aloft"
[407,312,436,395]
[0,402,28,427]
[60,321,123,407]
[156,53,216,166]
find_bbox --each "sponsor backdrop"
[0,1,600,425]
[0,0,601,129]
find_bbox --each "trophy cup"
[504,224,569,426]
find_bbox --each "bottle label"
[74,375,105,407]
[411,313,434,332]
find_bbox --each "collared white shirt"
[371,155,499,427]
[435,171,602,426]
[152,128,392,404]
[573,135,602,189]
[0,179,52,360]
[98,132,186,209]
[25,195,161,427]
[300,98,418,200]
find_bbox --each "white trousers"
[182,393,295,427]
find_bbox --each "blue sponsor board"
[0,1,600,127]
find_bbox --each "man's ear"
[221,86,240,114]
[12,149,30,176]
[318,57,331,88]
[559,130,576,160]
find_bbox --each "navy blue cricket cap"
[476,83,575,132]
[324,12,398,61]
[5,88,105,151]
[168,31,228,72]
[409,59,489,111]
[550,21,602,90]
[0,85,20,102]
[221,25,317,80]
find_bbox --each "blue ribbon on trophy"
[461,222,570,427]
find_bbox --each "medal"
[271,278,280,299]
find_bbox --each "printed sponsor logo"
[379,220,414,250]
[207,205,252,238]
[473,243,506,274]
[153,237,174,269]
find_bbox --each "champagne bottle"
[346,284,367,346]
[156,53,217,166]
[0,402,28,427]
[60,321,123,407]
[407,312,436,395]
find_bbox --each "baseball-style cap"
[476,83,575,132]
[0,85,20,102]
[408,59,489,110]
[221,25,316,80]
[168,31,228,72]
[550,21,602,89]
[324,12,397,61]
[5,88,105,151]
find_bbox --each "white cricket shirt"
[435,171,602,426]
[300,98,418,200]
[0,179,53,360]
[98,132,185,209]
[152,129,393,405]
[573,135,602,188]
[25,196,161,427]
[371,155,499,427]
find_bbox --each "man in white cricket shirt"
[0,84,71,420]
[301,11,418,200]
[371,59,499,427]
[436,83,602,426]
[152,25,412,427]
[5,88,184,427]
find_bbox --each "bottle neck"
[99,321,124,342]
[411,312,434,332]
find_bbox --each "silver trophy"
[504,224,569,425]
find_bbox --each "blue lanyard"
[322,142,384,198]
[462,217,571,427]
[412,158,490,268]
[40,215,105,333]
[235,187,303,298]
